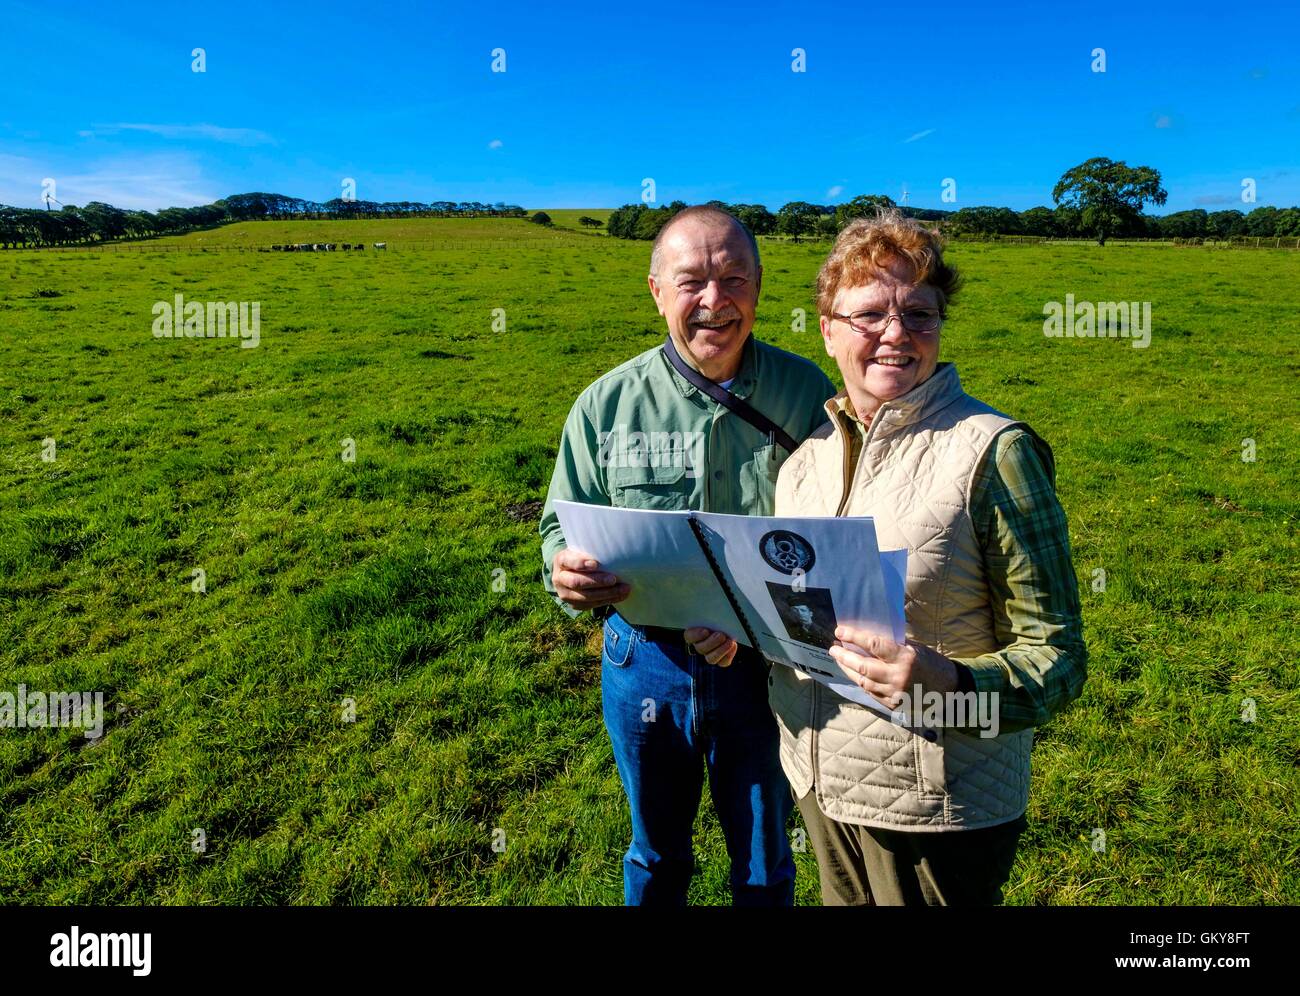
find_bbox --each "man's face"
[648,218,761,372]
[793,604,814,628]
[820,255,942,406]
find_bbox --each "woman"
[686,209,1086,905]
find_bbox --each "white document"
[552,502,747,639]
[554,500,908,714]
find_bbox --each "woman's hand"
[828,624,959,707]
[684,628,739,667]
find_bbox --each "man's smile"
[689,308,741,332]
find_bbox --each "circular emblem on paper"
[759,530,816,576]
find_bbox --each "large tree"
[1245,206,1279,237]
[834,194,895,230]
[1156,209,1208,239]
[606,203,645,239]
[1206,210,1247,240]
[777,201,819,242]
[1052,157,1167,245]
[1275,207,1300,237]
[729,203,777,236]
[948,205,1022,236]
[633,206,674,241]
[79,201,128,241]
[1019,205,1058,237]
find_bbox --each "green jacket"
[540,335,837,614]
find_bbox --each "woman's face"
[820,256,943,409]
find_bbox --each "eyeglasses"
[830,309,944,335]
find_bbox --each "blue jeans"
[600,610,796,906]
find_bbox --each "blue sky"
[1,0,1296,213]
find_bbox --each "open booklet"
[554,500,908,714]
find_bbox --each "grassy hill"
[149,215,590,248]
[530,209,612,232]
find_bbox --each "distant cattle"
[373,242,387,250]
[270,242,368,253]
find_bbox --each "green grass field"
[2,218,1297,904]
[150,215,599,248]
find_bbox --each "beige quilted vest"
[768,362,1034,831]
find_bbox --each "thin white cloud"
[1154,115,1173,129]
[826,185,843,198]
[89,123,275,146]
[0,151,219,210]
[488,139,503,149]
[903,128,935,143]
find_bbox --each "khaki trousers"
[797,790,1026,906]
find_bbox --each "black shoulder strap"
[662,336,798,453]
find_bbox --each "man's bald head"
[649,206,760,279]
[645,205,763,383]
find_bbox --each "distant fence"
[947,234,1300,249]
[4,237,580,254]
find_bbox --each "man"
[539,206,836,905]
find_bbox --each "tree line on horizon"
[608,160,1299,246]
[607,198,1300,244]
[4,158,1299,249]
[0,193,528,249]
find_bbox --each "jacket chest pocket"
[608,461,691,511]
[740,443,783,516]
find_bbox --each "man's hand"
[684,627,739,667]
[828,624,959,707]
[552,548,630,611]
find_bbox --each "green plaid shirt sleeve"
[951,426,1088,733]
